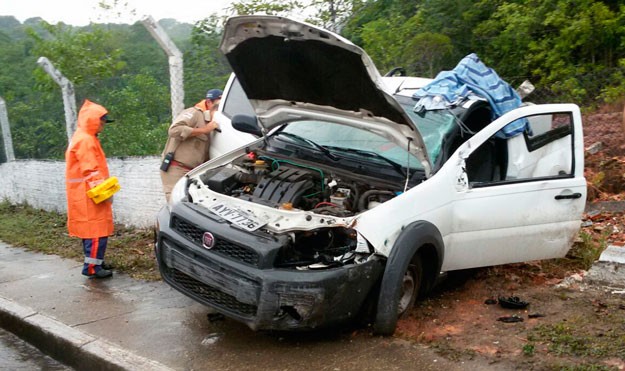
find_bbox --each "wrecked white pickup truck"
[155,15,586,335]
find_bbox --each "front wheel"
[373,254,423,335]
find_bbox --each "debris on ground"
[497,296,529,309]
[392,108,625,369]
[497,315,524,323]
[207,312,225,323]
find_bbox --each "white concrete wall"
[0,157,166,228]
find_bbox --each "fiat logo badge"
[202,232,216,249]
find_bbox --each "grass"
[0,200,161,281]
[528,317,625,359]
[0,199,610,283]
[568,230,609,270]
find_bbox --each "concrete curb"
[585,245,625,289]
[0,295,173,371]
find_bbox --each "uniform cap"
[206,89,223,101]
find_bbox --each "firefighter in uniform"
[159,89,221,202]
[65,99,115,278]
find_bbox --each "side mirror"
[384,67,406,77]
[232,114,262,137]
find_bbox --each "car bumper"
[155,204,384,331]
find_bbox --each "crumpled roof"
[413,53,527,138]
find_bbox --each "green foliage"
[522,343,535,357]
[404,31,453,77]
[183,15,232,106]
[307,0,362,32]
[0,200,77,256]
[342,0,418,46]
[229,0,304,16]
[7,96,67,159]
[0,16,226,159]
[360,15,412,74]
[529,319,625,359]
[344,0,625,106]
[0,200,160,281]
[2,0,625,161]
[27,22,126,88]
[99,73,170,156]
[599,60,625,103]
[568,230,607,270]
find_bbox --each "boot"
[92,269,113,279]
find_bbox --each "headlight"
[170,176,187,205]
[275,227,358,268]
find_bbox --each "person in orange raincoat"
[65,99,115,279]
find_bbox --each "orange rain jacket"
[65,100,114,238]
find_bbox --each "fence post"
[141,16,185,120]
[36,57,77,143]
[0,97,15,162]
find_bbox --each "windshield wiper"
[273,132,339,161]
[324,146,407,177]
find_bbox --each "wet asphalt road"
[1,242,497,370]
[0,328,72,370]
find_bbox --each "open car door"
[443,103,586,270]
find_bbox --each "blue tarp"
[413,53,527,138]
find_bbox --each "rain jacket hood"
[77,99,108,135]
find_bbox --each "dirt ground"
[389,108,625,370]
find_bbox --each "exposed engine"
[196,152,401,217]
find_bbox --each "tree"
[308,0,362,32]
[184,15,232,106]
[28,22,126,89]
[405,31,453,77]
[99,73,170,156]
[228,0,304,17]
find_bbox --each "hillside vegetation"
[1,0,624,162]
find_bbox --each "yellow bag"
[87,176,121,204]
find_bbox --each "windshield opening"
[278,120,423,171]
[395,95,457,165]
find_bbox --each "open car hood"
[219,15,431,175]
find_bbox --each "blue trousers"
[82,237,108,276]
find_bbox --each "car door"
[209,74,257,160]
[442,103,586,271]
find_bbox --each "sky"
[0,0,236,26]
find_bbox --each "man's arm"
[190,121,219,136]
[168,109,218,140]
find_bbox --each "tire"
[373,254,423,335]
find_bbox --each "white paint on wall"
[0,157,166,228]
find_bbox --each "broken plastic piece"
[528,313,545,319]
[516,80,535,99]
[484,298,497,305]
[497,315,524,323]
[498,296,529,309]
[207,312,225,323]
